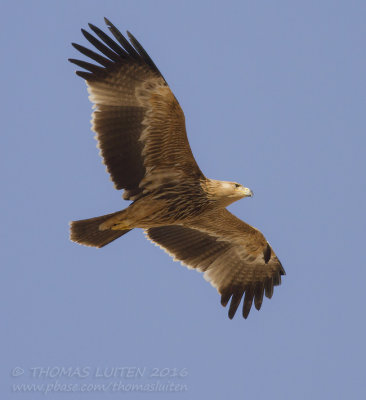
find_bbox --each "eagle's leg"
[99,208,132,231]
[110,221,132,231]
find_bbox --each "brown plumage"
[69,19,285,319]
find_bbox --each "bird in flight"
[69,18,285,319]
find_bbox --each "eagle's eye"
[234,183,241,188]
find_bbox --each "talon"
[111,223,130,230]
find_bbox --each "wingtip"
[277,258,286,275]
[126,31,136,42]
[80,28,88,40]
[75,70,92,80]
[221,292,231,307]
[68,58,80,65]
[81,28,91,39]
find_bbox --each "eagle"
[69,18,285,319]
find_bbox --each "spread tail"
[70,210,131,248]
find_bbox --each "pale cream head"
[204,179,253,207]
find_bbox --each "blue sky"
[2,1,365,399]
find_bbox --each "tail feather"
[70,210,131,248]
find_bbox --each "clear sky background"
[2,1,365,399]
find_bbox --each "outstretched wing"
[146,209,285,319]
[69,19,204,200]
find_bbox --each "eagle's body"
[69,19,285,319]
[101,178,251,230]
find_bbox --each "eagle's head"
[205,179,253,207]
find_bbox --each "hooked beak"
[241,187,254,197]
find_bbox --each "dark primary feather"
[228,287,245,319]
[243,287,255,319]
[254,282,265,310]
